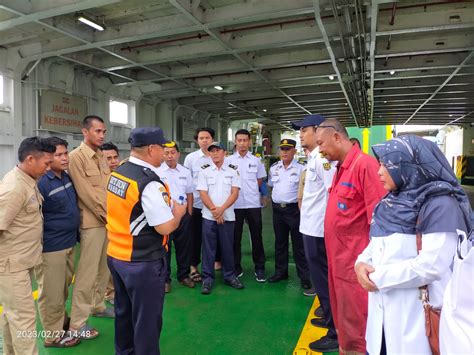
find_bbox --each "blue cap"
[208,141,226,151]
[292,114,326,129]
[128,127,169,147]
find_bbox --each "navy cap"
[208,142,226,151]
[280,139,296,148]
[292,114,326,129]
[128,127,169,147]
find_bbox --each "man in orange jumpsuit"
[316,119,386,354]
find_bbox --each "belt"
[272,202,297,208]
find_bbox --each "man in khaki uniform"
[0,137,55,355]
[68,115,112,338]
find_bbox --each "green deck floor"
[30,206,314,354]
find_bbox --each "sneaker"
[224,278,244,289]
[309,336,339,352]
[303,287,317,296]
[314,306,324,318]
[254,270,266,283]
[311,317,329,328]
[201,281,213,295]
[236,271,244,278]
[301,280,312,289]
[268,274,288,283]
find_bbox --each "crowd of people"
[0,113,472,355]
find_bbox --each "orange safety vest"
[106,161,170,262]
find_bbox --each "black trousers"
[234,208,266,272]
[190,207,203,267]
[166,213,192,282]
[272,203,309,281]
[108,256,166,355]
[302,234,337,339]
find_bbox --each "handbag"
[416,233,441,355]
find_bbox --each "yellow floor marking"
[293,296,331,355]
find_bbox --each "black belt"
[272,202,298,208]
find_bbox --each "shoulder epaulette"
[201,164,210,169]
[228,164,238,170]
[297,160,306,165]
[271,161,278,167]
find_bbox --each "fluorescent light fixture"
[214,85,223,91]
[389,70,396,75]
[384,100,387,103]
[263,109,267,112]
[328,75,335,80]
[77,15,105,31]
[449,114,453,117]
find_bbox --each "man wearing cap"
[156,141,195,292]
[227,129,267,282]
[315,119,385,354]
[267,139,311,292]
[196,142,243,294]
[106,127,187,354]
[293,114,339,352]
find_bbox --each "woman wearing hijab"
[354,135,471,354]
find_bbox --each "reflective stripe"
[129,212,145,233]
[132,219,148,236]
[48,182,73,197]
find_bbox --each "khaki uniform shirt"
[68,142,110,229]
[0,167,43,273]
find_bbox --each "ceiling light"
[263,109,267,112]
[449,114,453,117]
[214,85,223,91]
[329,75,335,80]
[77,14,105,31]
[389,70,396,75]
[384,100,387,104]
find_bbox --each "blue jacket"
[38,170,80,252]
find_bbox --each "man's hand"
[355,262,378,292]
[216,216,225,225]
[171,200,187,219]
[212,206,225,220]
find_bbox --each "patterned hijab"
[370,135,471,237]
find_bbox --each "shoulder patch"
[201,164,210,169]
[107,175,129,199]
[228,164,238,170]
[323,162,331,171]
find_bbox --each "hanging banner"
[39,90,87,133]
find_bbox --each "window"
[0,74,4,105]
[109,99,129,124]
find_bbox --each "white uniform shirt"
[156,163,193,202]
[268,159,306,204]
[184,149,212,209]
[299,147,337,237]
[356,232,458,355]
[129,156,173,226]
[196,162,241,222]
[226,151,266,209]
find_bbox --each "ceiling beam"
[368,0,378,126]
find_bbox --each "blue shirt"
[38,171,80,252]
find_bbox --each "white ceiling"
[1,0,473,129]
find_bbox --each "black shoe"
[311,317,329,328]
[235,266,243,278]
[309,336,339,352]
[268,274,288,283]
[224,278,244,289]
[314,306,324,318]
[301,280,311,289]
[201,281,213,295]
[254,270,266,283]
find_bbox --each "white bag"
[440,229,474,355]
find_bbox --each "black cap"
[279,139,296,148]
[128,127,169,147]
[208,141,226,151]
[292,114,326,129]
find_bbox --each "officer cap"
[208,142,226,151]
[128,127,169,147]
[280,139,296,149]
[291,114,326,129]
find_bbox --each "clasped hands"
[210,206,225,224]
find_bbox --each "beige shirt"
[68,142,110,229]
[0,167,43,273]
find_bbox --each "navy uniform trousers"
[271,202,310,281]
[107,256,166,355]
[201,218,235,283]
[166,213,192,282]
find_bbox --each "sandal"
[70,323,99,340]
[189,271,202,283]
[44,332,81,348]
